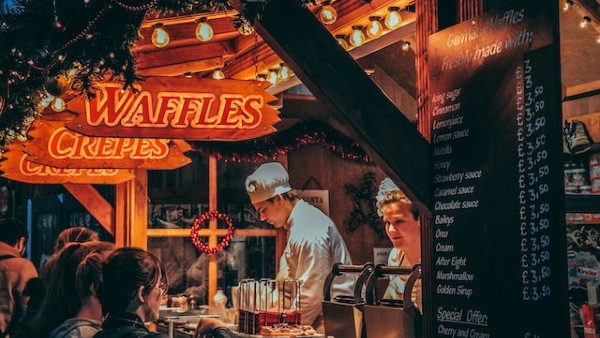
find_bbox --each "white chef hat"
[245,162,293,204]
[375,177,402,216]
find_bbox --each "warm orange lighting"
[563,0,574,12]
[367,16,383,38]
[335,34,349,50]
[278,63,291,81]
[51,97,66,112]
[257,74,267,81]
[402,41,411,51]
[580,16,591,28]
[384,7,402,29]
[319,1,337,25]
[151,23,170,48]
[195,18,214,42]
[349,26,365,47]
[268,69,278,84]
[212,69,225,80]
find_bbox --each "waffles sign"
[66,77,280,140]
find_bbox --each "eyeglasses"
[155,281,169,297]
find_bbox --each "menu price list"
[515,55,552,304]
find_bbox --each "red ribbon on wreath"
[190,210,235,255]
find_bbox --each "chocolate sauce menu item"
[427,2,568,337]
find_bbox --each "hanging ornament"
[44,75,69,96]
[190,210,235,255]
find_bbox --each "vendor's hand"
[194,317,228,338]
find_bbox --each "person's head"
[0,218,28,256]
[245,162,298,228]
[97,247,168,322]
[376,178,420,251]
[37,241,115,335]
[54,226,99,252]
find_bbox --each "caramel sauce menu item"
[427,2,568,337]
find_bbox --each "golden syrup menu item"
[427,2,568,337]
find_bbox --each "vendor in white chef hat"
[245,162,355,333]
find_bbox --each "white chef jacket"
[280,199,355,326]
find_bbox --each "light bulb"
[335,34,349,50]
[268,69,278,84]
[597,35,600,44]
[237,19,254,36]
[367,16,383,38]
[349,26,365,47]
[278,63,290,81]
[17,131,27,142]
[580,16,591,29]
[151,24,170,48]
[195,18,214,42]
[319,2,337,25]
[39,93,54,108]
[212,69,225,80]
[402,41,411,51]
[563,0,574,12]
[51,97,65,112]
[257,74,267,81]
[384,7,402,29]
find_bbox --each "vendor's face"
[253,195,288,228]
[383,202,420,250]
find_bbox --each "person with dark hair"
[42,227,99,280]
[31,241,115,338]
[93,247,170,338]
[0,218,38,338]
[375,178,422,309]
[245,162,354,332]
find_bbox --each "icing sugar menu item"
[427,2,568,337]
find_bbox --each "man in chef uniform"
[245,162,354,333]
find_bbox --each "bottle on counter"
[214,287,228,311]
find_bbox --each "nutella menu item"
[427,2,568,337]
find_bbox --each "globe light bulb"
[367,16,383,38]
[257,74,267,82]
[335,34,349,50]
[349,26,365,47]
[384,7,402,29]
[402,41,411,51]
[580,16,591,29]
[212,69,225,80]
[319,2,337,25]
[268,69,278,84]
[563,0,574,12]
[237,19,254,36]
[195,18,214,42]
[278,63,291,81]
[51,97,66,112]
[151,24,170,48]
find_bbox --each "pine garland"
[189,119,373,164]
[0,0,316,150]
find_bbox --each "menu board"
[428,2,569,337]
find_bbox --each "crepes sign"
[65,77,281,140]
[24,119,191,169]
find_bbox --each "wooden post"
[208,156,218,305]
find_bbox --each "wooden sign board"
[65,77,281,141]
[24,119,192,169]
[426,2,568,337]
[0,151,134,184]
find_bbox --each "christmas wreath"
[190,210,235,255]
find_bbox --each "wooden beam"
[256,0,432,214]
[63,184,114,235]
[369,64,417,122]
[138,56,224,76]
[130,169,148,249]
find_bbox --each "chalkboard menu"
[427,2,569,337]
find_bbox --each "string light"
[268,69,278,84]
[384,7,402,29]
[580,16,591,28]
[237,18,254,36]
[211,69,225,80]
[402,41,411,51]
[335,34,349,50]
[366,16,383,38]
[319,1,337,25]
[563,0,574,12]
[51,97,66,112]
[278,63,291,81]
[151,23,169,48]
[349,26,365,47]
[195,17,214,42]
[257,74,267,82]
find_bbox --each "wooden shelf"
[565,194,600,213]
